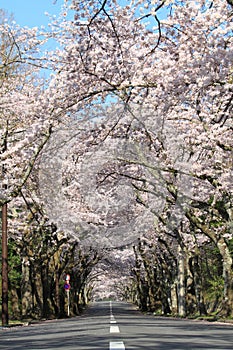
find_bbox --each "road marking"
[110,301,112,313]
[109,341,125,350]
[110,320,117,323]
[110,325,120,333]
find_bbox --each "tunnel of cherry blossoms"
[0,0,233,324]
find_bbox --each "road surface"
[1,301,233,349]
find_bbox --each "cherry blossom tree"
[1,0,233,319]
[40,0,233,315]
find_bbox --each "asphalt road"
[1,301,233,349]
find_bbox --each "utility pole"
[1,202,8,326]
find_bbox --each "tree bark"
[1,203,8,326]
[216,237,233,316]
[21,257,33,318]
[10,288,20,319]
[177,245,186,316]
[186,210,233,316]
[190,255,207,316]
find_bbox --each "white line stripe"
[110,320,117,324]
[110,325,120,333]
[109,341,125,350]
[110,301,112,313]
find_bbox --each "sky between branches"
[0,0,63,27]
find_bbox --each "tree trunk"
[10,288,20,319]
[170,282,178,314]
[32,263,43,317]
[177,245,186,316]
[54,271,60,316]
[21,257,33,318]
[216,237,233,316]
[186,211,233,317]
[192,255,207,316]
[41,263,53,318]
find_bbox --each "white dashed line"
[110,314,116,323]
[110,325,120,333]
[109,302,125,348]
[110,341,125,350]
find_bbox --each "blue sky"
[0,0,64,27]
[0,1,168,28]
